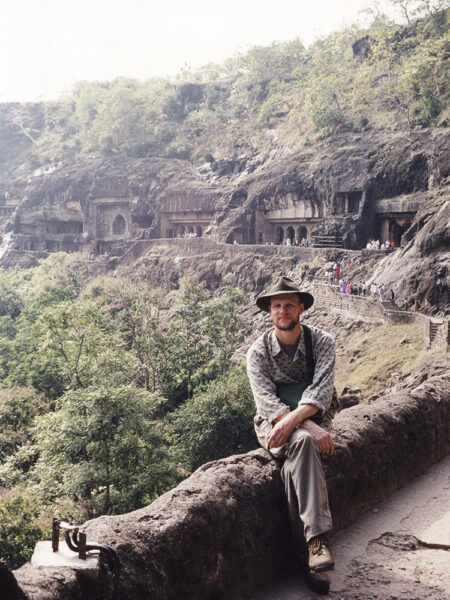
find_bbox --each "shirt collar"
[269,327,306,358]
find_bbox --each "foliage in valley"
[0,255,255,567]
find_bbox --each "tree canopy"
[0,256,255,566]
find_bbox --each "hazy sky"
[0,0,399,103]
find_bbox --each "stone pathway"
[251,455,450,600]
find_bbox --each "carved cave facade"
[5,177,422,257]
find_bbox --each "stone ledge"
[11,373,450,600]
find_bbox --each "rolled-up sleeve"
[299,329,335,414]
[246,346,289,423]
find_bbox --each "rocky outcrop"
[13,372,450,600]
[117,237,334,294]
[364,196,449,315]
[1,155,225,257]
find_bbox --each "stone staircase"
[430,321,440,344]
[312,234,344,248]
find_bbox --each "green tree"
[0,388,46,461]
[32,384,177,516]
[202,287,252,374]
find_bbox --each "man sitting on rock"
[247,276,336,594]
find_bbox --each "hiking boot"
[308,534,334,572]
[299,554,331,594]
[304,570,330,594]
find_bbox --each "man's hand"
[267,411,297,448]
[268,404,324,449]
[301,419,335,455]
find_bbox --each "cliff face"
[0,126,448,312]
[366,194,449,314]
[211,128,449,246]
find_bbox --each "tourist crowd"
[366,239,396,251]
[324,262,395,303]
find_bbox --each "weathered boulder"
[0,561,27,600]
[14,372,450,600]
[11,564,99,600]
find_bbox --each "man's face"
[268,293,304,331]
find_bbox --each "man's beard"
[274,317,298,330]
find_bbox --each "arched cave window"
[112,215,126,236]
[297,226,308,242]
[287,226,295,243]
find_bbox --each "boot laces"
[309,535,329,556]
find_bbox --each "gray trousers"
[254,416,333,550]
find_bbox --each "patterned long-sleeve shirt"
[246,325,336,424]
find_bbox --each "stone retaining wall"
[11,373,450,600]
[312,283,392,323]
[118,237,356,266]
[312,283,449,350]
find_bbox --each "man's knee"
[284,427,322,461]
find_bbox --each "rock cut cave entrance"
[286,226,295,244]
[297,226,308,243]
[378,216,412,247]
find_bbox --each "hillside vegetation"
[0,254,258,567]
[0,2,448,176]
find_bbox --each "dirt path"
[251,455,450,600]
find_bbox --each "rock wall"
[366,198,449,316]
[12,373,450,600]
[2,128,449,261]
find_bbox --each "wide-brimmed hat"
[256,276,314,312]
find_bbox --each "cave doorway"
[391,220,409,247]
[188,226,194,235]
[378,217,411,247]
[297,226,308,244]
[275,227,284,245]
[286,226,295,244]
[112,215,126,236]
[196,225,202,237]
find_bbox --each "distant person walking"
[334,264,340,280]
